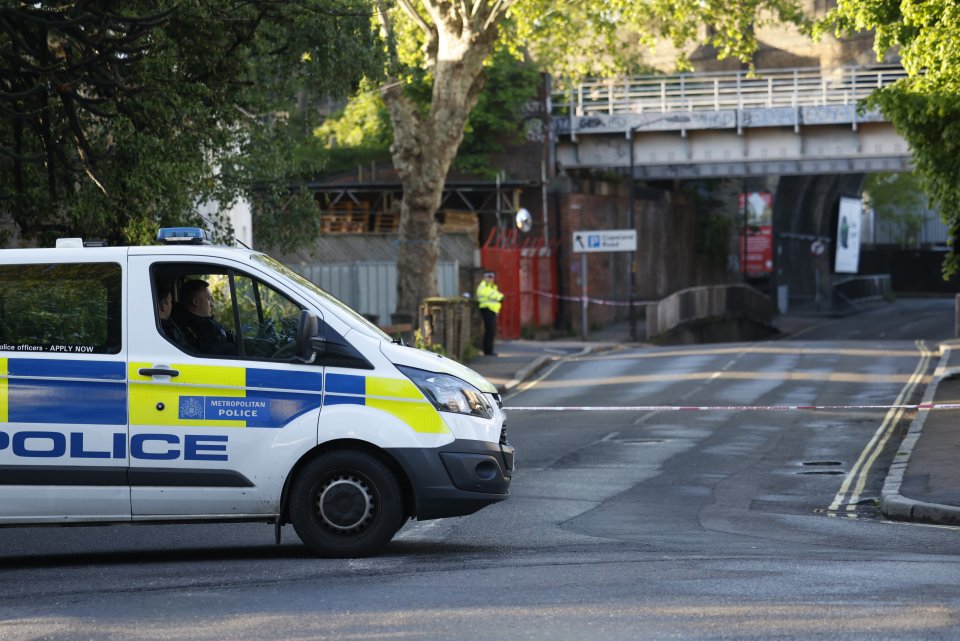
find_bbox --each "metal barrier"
[293,260,459,325]
[554,64,907,117]
[647,284,775,342]
[831,274,892,309]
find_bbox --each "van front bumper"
[387,438,514,521]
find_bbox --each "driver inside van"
[173,279,238,356]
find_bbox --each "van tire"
[290,450,404,558]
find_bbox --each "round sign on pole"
[810,240,826,256]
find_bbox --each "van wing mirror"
[295,310,374,369]
[295,310,321,364]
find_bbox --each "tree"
[0,1,379,247]
[372,0,809,320]
[309,48,540,178]
[863,173,926,247]
[821,0,960,276]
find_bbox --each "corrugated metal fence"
[294,261,459,325]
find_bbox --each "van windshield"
[252,254,392,341]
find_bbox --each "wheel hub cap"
[318,476,374,531]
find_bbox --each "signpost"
[572,230,637,253]
[572,229,638,339]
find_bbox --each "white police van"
[0,228,512,557]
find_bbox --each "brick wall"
[556,187,733,333]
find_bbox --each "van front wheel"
[290,450,404,558]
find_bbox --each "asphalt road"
[2,298,959,640]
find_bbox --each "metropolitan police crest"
[179,396,205,420]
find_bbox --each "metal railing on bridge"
[554,64,907,117]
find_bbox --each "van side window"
[0,263,122,354]
[152,264,302,362]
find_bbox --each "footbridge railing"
[554,64,907,117]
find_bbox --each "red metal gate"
[481,228,558,340]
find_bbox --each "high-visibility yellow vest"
[476,280,504,314]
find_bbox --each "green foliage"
[510,0,810,78]
[314,80,393,149]
[454,49,542,177]
[820,0,960,277]
[0,1,379,248]
[863,173,926,247]
[302,78,394,175]
[413,329,446,356]
[460,343,480,363]
[696,214,734,265]
[311,49,541,178]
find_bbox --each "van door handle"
[139,367,180,378]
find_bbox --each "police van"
[0,228,512,557]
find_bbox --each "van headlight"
[397,366,494,419]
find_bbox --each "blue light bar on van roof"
[157,227,212,245]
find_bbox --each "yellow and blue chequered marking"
[0,358,126,425]
[0,358,445,435]
[129,364,447,434]
[325,373,446,434]
[130,363,324,429]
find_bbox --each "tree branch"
[373,0,402,71]
[396,0,433,37]
[484,0,515,31]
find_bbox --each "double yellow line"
[827,340,933,517]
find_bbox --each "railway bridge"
[552,64,910,179]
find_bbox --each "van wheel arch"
[279,440,414,528]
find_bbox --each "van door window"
[0,263,122,354]
[152,264,302,362]
[233,272,302,360]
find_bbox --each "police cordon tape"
[532,289,652,307]
[503,403,960,412]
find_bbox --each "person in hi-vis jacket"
[476,270,504,356]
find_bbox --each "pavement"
[466,312,960,528]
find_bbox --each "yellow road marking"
[827,340,932,514]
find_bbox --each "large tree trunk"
[380,5,498,322]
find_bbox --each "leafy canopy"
[319,0,812,181]
[313,47,541,178]
[863,172,927,247]
[0,1,379,248]
[508,0,810,78]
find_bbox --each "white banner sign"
[572,229,637,253]
[835,197,862,274]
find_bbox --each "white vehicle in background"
[0,228,513,557]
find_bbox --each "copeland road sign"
[572,229,637,253]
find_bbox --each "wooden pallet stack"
[373,211,399,232]
[320,201,370,233]
[441,210,478,233]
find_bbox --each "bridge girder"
[555,106,912,180]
